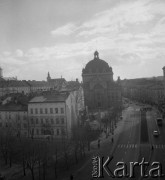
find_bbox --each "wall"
[28,102,66,138]
[0,110,28,137]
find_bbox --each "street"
[146,109,165,180]
[68,102,165,180]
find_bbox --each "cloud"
[2,0,165,80]
[78,0,154,37]
[3,51,11,56]
[15,49,24,57]
[151,17,165,38]
[51,23,78,36]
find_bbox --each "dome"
[83,51,112,74]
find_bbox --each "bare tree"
[25,141,38,180]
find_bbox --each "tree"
[0,127,18,167]
[25,140,38,180]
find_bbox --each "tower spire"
[94,50,99,59]
[47,72,51,82]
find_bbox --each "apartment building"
[0,103,28,137]
[28,92,78,139]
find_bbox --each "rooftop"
[29,92,69,103]
[0,102,27,111]
[61,80,81,92]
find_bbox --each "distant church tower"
[163,66,165,96]
[0,67,3,78]
[47,72,51,82]
[163,66,165,79]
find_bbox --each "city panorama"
[0,0,165,180]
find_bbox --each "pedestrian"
[111,137,114,143]
[70,174,73,180]
[98,139,100,149]
[151,145,154,150]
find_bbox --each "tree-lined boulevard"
[1,100,165,180]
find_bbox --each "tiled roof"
[0,79,66,89]
[27,80,49,87]
[0,103,27,111]
[0,80,29,88]
[49,78,66,84]
[49,78,66,90]
[61,81,80,91]
[29,92,69,103]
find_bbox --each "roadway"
[66,102,165,180]
[70,102,142,180]
[146,108,165,180]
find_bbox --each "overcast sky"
[0,0,165,81]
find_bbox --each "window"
[9,114,11,119]
[35,108,38,114]
[18,123,21,128]
[46,119,49,124]
[50,108,53,114]
[31,118,34,124]
[57,129,59,135]
[55,108,58,114]
[52,130,54,135]
[61,118,64,124]
[40,108,43,114]
[36,129,39,135]
[61,128,65,135]
[0,122,2,127]
[41,118,43,124]
[24,124,27,128]
[45,108,48,114]
[51,119,54,124]
[61,108,64,114]
[30,108,33,114]
[36,118,38,124]
[97,102,101,107]
[56,118,59,124]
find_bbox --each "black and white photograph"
[0,0,165,179]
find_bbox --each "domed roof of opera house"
[83,51,112,74]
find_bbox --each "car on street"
[153,130,159,137]
[156,118,163,126]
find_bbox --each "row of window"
[30,117,65,125]
[30,107,64,114]
[0,122,22,128]
[0,114,27,120]
[30,128,65,136]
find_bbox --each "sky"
[0,0,165,81]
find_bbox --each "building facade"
[28,92,78,139]
[0,103,28,137]
[163,66,165,96]
[122,78,165,105]
[82,51,122,113]
[0,78,67,97]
